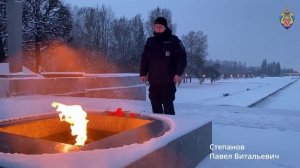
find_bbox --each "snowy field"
[0,76,299,168]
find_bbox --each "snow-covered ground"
[0,76,299,168]
[254,78,300,110]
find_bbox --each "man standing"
[140,17,187,115]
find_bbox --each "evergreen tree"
[260,59,268,75]
[276,62,281,76]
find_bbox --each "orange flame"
[52,102,89,146]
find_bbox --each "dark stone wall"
[126,121,212,168]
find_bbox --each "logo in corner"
[280,7,295,30]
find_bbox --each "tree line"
[205,59,297,79]
[0,0,295,79]
[0,1,207,75]
[69,5,208,74]
[259,59,281,77]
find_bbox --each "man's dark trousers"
[149,84,176,115]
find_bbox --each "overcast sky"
[63,0,300,71]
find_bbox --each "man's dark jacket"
[140,29,187,85]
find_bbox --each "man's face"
[154,24,166,33]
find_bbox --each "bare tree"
[71,5,114,72]
[110,16,131,66]
[22,0,72,72]
[129,14,145,71]
[109,14,146,72]
[0,0,6,62]
[181,31,208,79]
[0,36,5,62]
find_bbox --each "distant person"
[140,17,187,115]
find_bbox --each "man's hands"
[174,75,181,83]
[140,76,147,82]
